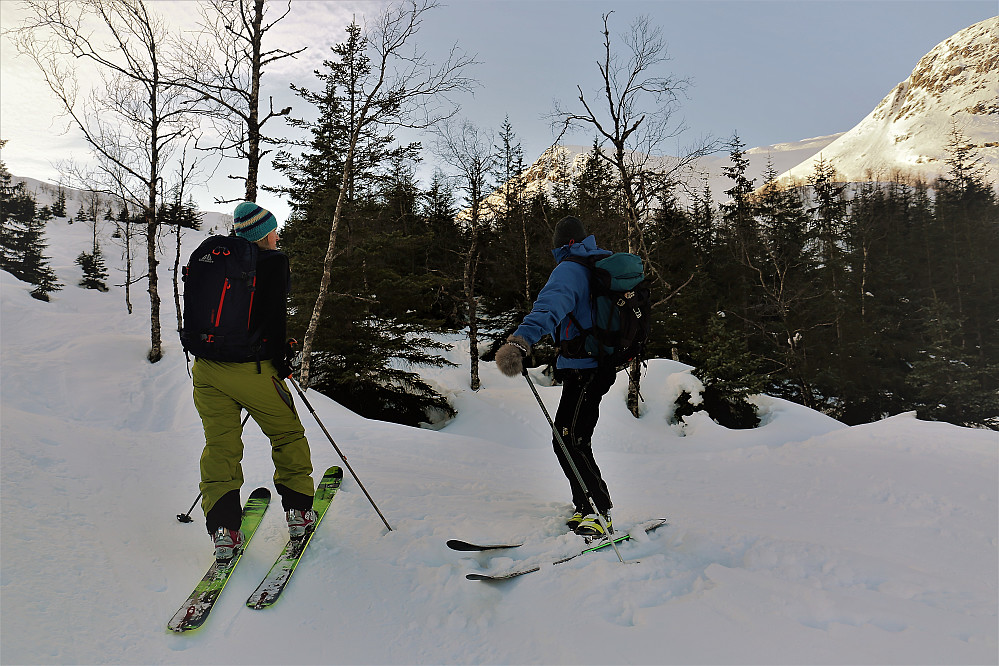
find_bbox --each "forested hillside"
[3,7,996,431]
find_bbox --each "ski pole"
[521,367,626,564]
[288,377,393,532]
[177,411,251,524]
[176,494,201,523]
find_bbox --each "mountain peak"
[881,17,999,123]
[780,17,999,186]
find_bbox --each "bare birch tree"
[551,12,718,416]
[177,0,301,202]
[12,0,195,362]
[434,118,496,391]
[166,139,202,341]
[297,0,476,389]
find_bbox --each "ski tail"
[245,466,342,609]
[446,539,524,552]
[167,487,271,632]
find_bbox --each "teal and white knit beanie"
[233,201,278,242]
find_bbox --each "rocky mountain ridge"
[778,16,998,185]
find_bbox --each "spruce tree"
[752,160,822,409]
[673,313,764,428]
[331,157,456,425]
[276,22,455,426]
[21,207,62,301]
[835,178,918,423]
[573,140,628,250]
[474,117,527,331]
[487,116,532,314]
[52,187,67,218]
[805,157,852,414]
[0,161,35,275]
[645,194,712,363]
[906,296,999,429]
[680,134,767,423]
[0,153,61,299]
[931,125,999,371]
[76,245,110,292]
[418,169,466,328]
[904,127,999,428]
[716,134,761,331]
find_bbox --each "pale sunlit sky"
[1,0,995,222]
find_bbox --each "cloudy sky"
[1,0,995,221]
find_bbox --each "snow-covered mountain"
[778,16,998,186]
[491,17,997,213]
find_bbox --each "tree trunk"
[146,202,162,362]
[124,215,134,315]
[626,358,642,416]
[146,76,162,363]
[245,0,264,202]
[173,220,183,338]
[521,210,530,307]
[299,139,355,389]
[145,187,162,360]
[465,227,481,391]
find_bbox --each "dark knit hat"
[233,201,278,242]
[552,216,586,248]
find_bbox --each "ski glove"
[272,339,298,380]
[496,335,530,377]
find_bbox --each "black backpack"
[180,235,261,362]
[561,252,652,368]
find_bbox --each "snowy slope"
[12,175,233,233]
[1,211,996,665]
[780,17,999,186]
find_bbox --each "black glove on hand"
[496,335,530,377]
[273,339,298,380]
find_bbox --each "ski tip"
[466,569,533,581]
[249,487,271,499]
[323,466,344,480]
[465,572,498,581]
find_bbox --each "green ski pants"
[193,358,314,518]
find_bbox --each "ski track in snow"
[1,213,996,664]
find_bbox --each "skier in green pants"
[190,202,316,560]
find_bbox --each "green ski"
[246,466,343,609]
[168,487,271,632]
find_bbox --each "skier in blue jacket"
[495,216,617,536]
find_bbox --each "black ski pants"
[552,365,617,514]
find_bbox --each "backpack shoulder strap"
[559,255,595,336]
[256,249,290,293]
[562,254,596,270]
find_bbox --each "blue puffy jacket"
[513,235,611,369]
